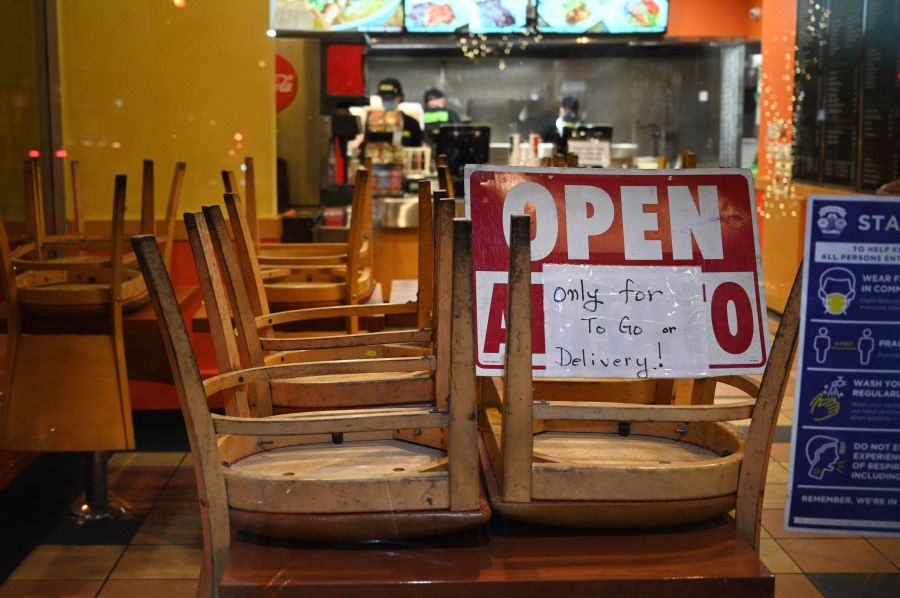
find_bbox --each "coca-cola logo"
[275,54,297,113]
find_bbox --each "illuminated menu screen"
[537,0,668,35]
[792,0,899,191]
[404,0,529,33]
[273,0,404,32]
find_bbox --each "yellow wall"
[56,0,276,221]
[0,0,41,223]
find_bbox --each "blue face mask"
[383,99,398,110]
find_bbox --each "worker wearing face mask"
[422,87,461,143]
[539,95,580,154]
[373,77,424,147]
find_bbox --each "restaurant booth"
[1,1,897,596]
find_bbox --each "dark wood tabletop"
[220,516,773,597]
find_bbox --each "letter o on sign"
[711,282,754,355]
[502,182,558,261]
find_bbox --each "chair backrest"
[222,166,375,320]
[463,212,802,550]
[70,160,85,237]
[22,159,183,269]
[187,196,445,415]
[142,159,187,269]
[0,213,18,332]
[222,157,259,248]
[185,208,273,418]
[437,163,454,199]
[161,161,186,268]
[24,158,46,259]
[344,167,372,313]
[132,233,231,592]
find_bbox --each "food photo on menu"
[404,0,468,32]
[405,0,527,33]
[536,0,668,34]
[470,0,527,33]
[274,0,404,31]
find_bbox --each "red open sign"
[465,166,768,378]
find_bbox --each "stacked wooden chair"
[187,190,453,406]
[222,158,375,309]
[216,173,450,345]
[13,158,185,317]
[0,176,135,451]
[132,208,490,595]
[464,214,800,550]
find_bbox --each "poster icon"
[809,376,845,422]
[818,267,856,315]
[858,329,875,365]
[805,435,846,480]
[816,205,848,236]
[813,327,832,363]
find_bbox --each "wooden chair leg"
[141,160,155,235]
[433,199,454,410]
[449,218,480,512]
[416,181,435,329]
[501,214,534,503]
[736,266,803,550]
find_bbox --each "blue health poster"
[785,195,900,535]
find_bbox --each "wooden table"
[220,518,773,597]
[7,285,202,384]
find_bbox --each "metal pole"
[71,451,126,522]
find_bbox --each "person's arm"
[403,114,425,147]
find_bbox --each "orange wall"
[757,0,797,181]
[667,0,762,40]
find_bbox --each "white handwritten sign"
[543,266,710,378]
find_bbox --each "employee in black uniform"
[422,88,461,142]
[540,95,580,154]
[375,77,424,147]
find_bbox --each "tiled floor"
[1,387,899,596]
[0,450,202,598]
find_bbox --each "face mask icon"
[818,267,856,315]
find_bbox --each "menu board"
[537,0,668,35]
[859,0,900,190]
[404,0,528,33]
[273,0,404,32]
[821,1,863,187]
[792,0,824,181]
[792,0,900,191]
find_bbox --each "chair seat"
[224,438,491,541]
[270,371,434,409]
[225,439,449,513]
[481,411,743,529]
[265,268,375,309]
[17,268,149,318]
